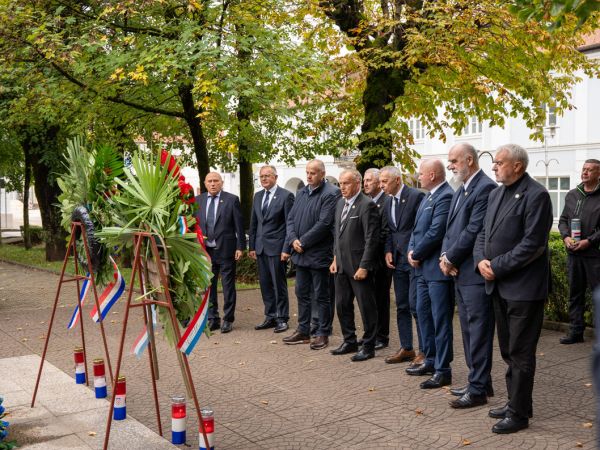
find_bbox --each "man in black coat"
[363,168,392,350]
[283,160,341,350]
[557,158,600,344]
[440,143,497,408]
[249,165,295,333]
[380,166,425,365]
[474,144,553,434]
[330,169,380,361]
[195,172,246,334]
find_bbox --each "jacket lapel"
[215,192,224,224]
[489,177,528,237]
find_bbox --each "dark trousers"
[206,247,237,323]
[257,253,289,322]
[393,263,421,352]
[493,292,544,420]
[311,273,335,333]
[335,272,378,351]
[416,277,453,375]
[374,266,393,344]
[568,255,600,335]
[456,283,494,395]
[296,266,331,336]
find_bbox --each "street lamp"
[536,125,559,188]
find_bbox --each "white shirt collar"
[393,184,405,201]
[463,170,480,191]
[428,181,444,196]
[371,190,384,203]
[344,190,361,207]
[265,185,277,195]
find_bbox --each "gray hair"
[259,165,277,175]
[380,165,402,180]
[340,168,362,183]
[364,168,381,179]
[585,159,600,165]
[496,144,529,170]
[307,159,326,173]
[455,143,479,162]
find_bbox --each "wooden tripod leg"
[103,234,143,450]
[148,237,211,450]
[31,224,77,407]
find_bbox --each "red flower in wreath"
[160,149,180,177]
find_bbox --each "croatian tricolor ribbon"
[131,304,158,358]
[89,257,126,322]
[67,275,91,329]
[177,288,210,355]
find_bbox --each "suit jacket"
[408,181,453,282]
[286,180,341,269]
[442,171,497,286]
[372,192,389,270]
[195,190,246,262]
[473,173,553,301]
[249,186,294,256]
[384,186,425,266]
[334,193,380,275]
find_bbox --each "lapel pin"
[464,191,468,196]
[220,200,224,203]
[402,199,406,203]
[515,194,520,199]
[352,205,356,209]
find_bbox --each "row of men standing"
[195,143,558,435]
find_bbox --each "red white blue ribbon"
[89,257,126,322]
[131,304,157,358]
[67,275,91,329]
[177,288,210,355]
[178,216,189,235]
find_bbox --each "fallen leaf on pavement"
[415,409,423,415]
[368,387,376,392]
[239,361,246,366]
[585,383,592,387]
[234,341,241,344]
[270,340,277,344]
[583,422,593,428]
[22,338,28,342]
[462,439,471,446]
[576,442,583,447]
[16,327,22,331]
[88,431,97,437]
[260,400,269,405]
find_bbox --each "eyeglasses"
[492,160,505,167]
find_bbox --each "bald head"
[204,171,224,195]
[418,159,446,191]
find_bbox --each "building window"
[408,118,425,140]
[462,116,482,136]
[536,176,569,219]
[541,102,557,127]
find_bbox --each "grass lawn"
[0,243,264,291]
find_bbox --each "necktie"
[341,201,350,224]
[392,197,399,227]
[206,195,216,240]
[454,186,465,212]
[262,190,270,217]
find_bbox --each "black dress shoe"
[420,373,452,389]
[221,321,233,333]
[449,391,487,409]
[451,384,494,397]
[331,342,359,355]
[374,340,388,350]
[208,319,221,332]
[405,363,435,376]
[273,321,289,333]
[491,417,529,434]
[489,403,532,419]
[255,318,277,330]
[560,333,584,344]
[351,348,375,362]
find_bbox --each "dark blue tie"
[207,195,216,240]
[262,190,270,217]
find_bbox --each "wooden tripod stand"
[103,231,211,450]
[31,221,114,407]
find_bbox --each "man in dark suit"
[380,166,425,365]
[474,144,553,434]
[195,172,246,334]
[363,168,392,350]
[440,143,497,408]
[249,165,295,333]
[283,160,340,350]
[329,169,380,361]
[406,159,454,390]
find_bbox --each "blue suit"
[195,191,245,323]
[409,181,454,375]
[441,170,496,395]
[249,186,295,322]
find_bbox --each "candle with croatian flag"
[199,407,215,450]
[74,347,85,384]
[171,395,186,444]
[93,359,107,398]
[113,376,127,420]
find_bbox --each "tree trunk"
[20,125,67,261]
[22,152,31,249]
[355,66,407,173]
[178,83,210,192]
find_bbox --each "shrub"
[236,251,259,284]
[546,231,594,326]
[20,225,45,245]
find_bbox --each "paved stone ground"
[0,260,596,449]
